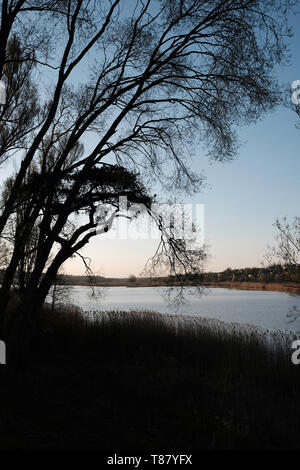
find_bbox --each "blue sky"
[197,11,300,273]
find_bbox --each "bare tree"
[47,270,70,312]
[0,0,295,364]
[128,274,137,283]
[266,217,300,280]
[265,217,300,325]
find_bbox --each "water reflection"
[61,286,300,333]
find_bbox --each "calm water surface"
[63,286,300,333]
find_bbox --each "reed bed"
[0,304,299,449]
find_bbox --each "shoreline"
[202,281,300,295]
[64,280,300,294]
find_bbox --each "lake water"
[63,285,300,333]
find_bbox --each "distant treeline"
[191,264,300,284]
[151,264,300,285]
[1,264,299,286]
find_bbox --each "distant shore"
[65,280,300,294]
[202,281,300,295]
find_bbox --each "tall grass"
[0,305,299,449]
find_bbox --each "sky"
[2,4,300,278]
[66,95,300,278]
[64,10,300,278]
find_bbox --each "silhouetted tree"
[47,271,70,312]
[266,217,300,281]
[0,0,295,365]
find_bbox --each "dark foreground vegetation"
[0,307,299,450]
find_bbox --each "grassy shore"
[65,279,300,294]
[0,306,299,449]
[201,281,300,295]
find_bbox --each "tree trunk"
[5,293,38,369]
[0,245,23,335]
[5,249,69,368]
